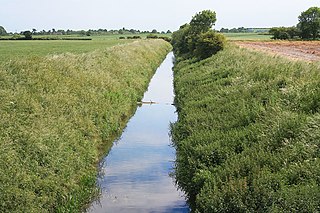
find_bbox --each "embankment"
[0,39,171,212]
[172,44,320,212]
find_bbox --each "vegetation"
[0,36,133,63]
[222,33,271,41]
[172,44,320,212]
[298,7,320,40]
[269,27,300,40]
[0,39,171,212]
[269,7,320,40]
[0,26,7,36]
[220,27,269,33]
[171,10,226,61]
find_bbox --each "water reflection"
[88,52,189,213]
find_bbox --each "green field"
[0,39,171,212]
[0,36,132,62]
[172,44,320,212]
[223,32,272,40]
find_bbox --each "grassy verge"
[172,44,320,212]
[0,39,171,212]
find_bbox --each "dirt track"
[235,41,320,62]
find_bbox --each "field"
[0,36,131,62]
[172,44,320,212]
[0,39,171,212]
[223,33,272,41]
[235,41,320,61]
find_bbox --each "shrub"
[147,34,158,39]
[269,27,299,40]
[194,31,226,60]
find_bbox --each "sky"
[1,0,319,33]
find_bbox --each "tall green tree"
[171,10,225,61]
[298,7,320,40]
[189,10,217,34]
[0,26,7,36]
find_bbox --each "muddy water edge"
[87,52,189,213]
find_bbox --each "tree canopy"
[171,10,225,61]
[298,7,320,40]
[0,26,7,36]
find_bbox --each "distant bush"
[147,34,159,39]
[132,36,141,39]
[23,31,32,40]
[119,36,126,39]
[269,27,299,40]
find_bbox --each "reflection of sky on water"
[88,52,189,213]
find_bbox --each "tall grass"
[172,44,320,212]
[0,39,171,212]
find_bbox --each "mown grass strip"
[0,39,171,212]
[172,44,320,212]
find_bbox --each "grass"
[0,36,132,63]
[223,32,272,41]
[172,43,320,212]
[0,39,172,212]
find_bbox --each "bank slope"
[0,40,171,212]
[172,44,320,212]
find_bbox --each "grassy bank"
[172,44,320,212]
[0,39,171,212]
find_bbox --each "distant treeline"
[119,34,172,42]
[269,7,320,40]
[220,27,270,33]
[0,37,92,41]
[0,26,172,37]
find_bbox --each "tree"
[0,26,7,36]
[151,29,158,34]
[298,7,320,40]
[189,10,216,34]
[23,31,32,40]
[32,28,37,34]
[171,10,225,61]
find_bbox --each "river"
[87,52,189,213]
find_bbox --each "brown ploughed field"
[235,41,320,62]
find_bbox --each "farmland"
[0,36,131,62]
[223,33,272,41]
[172,43,320,212]
[0,39,171,212]
[235,41,320,61]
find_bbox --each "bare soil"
[235,41,320,62]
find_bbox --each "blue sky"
[1,0,319,32]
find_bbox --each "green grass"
[223,32,272,41]
[0,36,132,62]
[172,44,320,212]
[0,39,172,212]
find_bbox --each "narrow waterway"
[88,52,189,213]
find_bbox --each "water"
[88,52,189,213]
